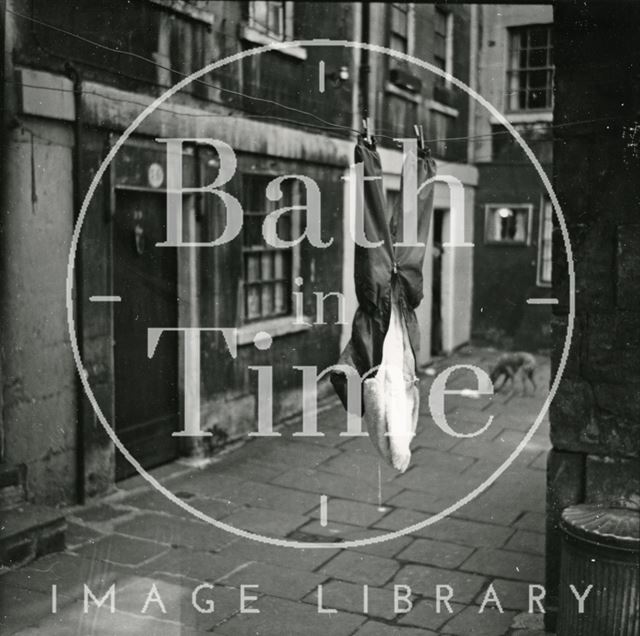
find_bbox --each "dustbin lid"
[561,505,640,551]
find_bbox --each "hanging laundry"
[331,136,436,472]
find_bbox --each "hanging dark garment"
[330,137,436,470]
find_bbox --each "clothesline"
[7,7,625,148]
[8,79,621,151]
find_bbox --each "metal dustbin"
[557,504,640,636]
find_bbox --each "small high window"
[484,204,532,245]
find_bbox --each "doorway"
[431,208,445,357]
[113,189,179,480]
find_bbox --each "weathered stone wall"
[1,121,78,504]
[546,2,640,628]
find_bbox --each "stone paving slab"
[214,595,366,636]
[74,533,170,567]
[356,620,438,635]
[396,596,466,631]
[216,480,321,515]
[396,537,475,570]
[218,561,327,600]
[113,512,235,552]
[505,530,546,556]
[219,506,308,537]
[442,605,517,636]
[119,489,241,520]
[309,497,390,527]
[142,546,246,582]
[460,548,545,583]
[318,551,401,586]
[303,580,400,620]
[0,347,552,636]
[217,537,339,572]
[392,563,488,604]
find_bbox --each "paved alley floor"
[0,347,552,635]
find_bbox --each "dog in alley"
[490,352,537,396]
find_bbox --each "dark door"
[113,190,179,480]
[431,208,445,356]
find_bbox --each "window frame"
[242,1,306,60]
[389,2,414,56]
[506,23,554,113]
[483,203,533,246]
[239,172,301,325]
[536,196,553,287]
[433,6,454,87]
[247,1,289,41]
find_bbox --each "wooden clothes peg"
[413,124,425,151]
[362,117,374,145]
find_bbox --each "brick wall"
[546,2,640,628]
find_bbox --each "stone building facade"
[546,1,640,629]
[471,3,555,352]
[1,0,477,529]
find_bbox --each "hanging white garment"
[363,294,419,472]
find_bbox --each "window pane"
[244,213,263,247]
[274,282,286,313]
[529,26,548,47]
[433,8,452,86]
[249,1,285,39]
[268,2,283,34]
[242,173,294,322]
[434,33,446,59]
[251,1,268,27]
[390,33,408,54]
[528,48,548,69]
[274,251,284,279]
[435,8,447,35]
[261,283,274,316]
[539,199,553,284]
[529,89,546,110]
[246,254,260,282]
[486,206,530,243]
[391,5,408,37]
[246,285,261,319]
[261,252,273,280]
[508,25,553,111]
[528,69,548,88]
[277,211,292,241]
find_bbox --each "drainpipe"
[0,0,6,463]
[360,1,370,120]
[467,5,479,163]
[64,62,86,505]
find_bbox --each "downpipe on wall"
[64,62,86,505]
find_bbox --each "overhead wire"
[7,7,361,135]
[5,7,624,148]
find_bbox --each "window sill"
[492,111,553,124]
[147,0,215,24]
[427,99,459,118]
[239,24,307,60]
[484,240,530,247]
[237,315,312,346]
[385,82,421,104]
